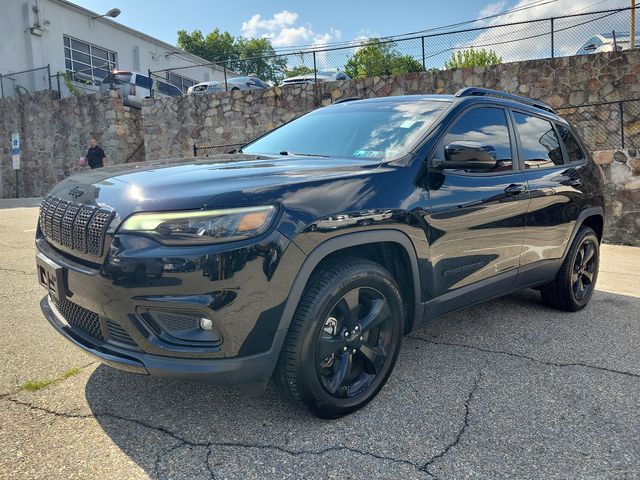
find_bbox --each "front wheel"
[541,226,599,311]
[275,257,404,418]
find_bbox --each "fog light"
[200,318,213,331]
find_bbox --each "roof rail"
[333,97,360,104]
[455,87,555,114]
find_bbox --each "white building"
[0,0,228,97]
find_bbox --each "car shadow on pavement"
[83,288,640,479]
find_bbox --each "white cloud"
[432,0,630,66]
[479,1,507,18]
[240,10,341,48]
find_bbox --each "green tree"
[176,29,286,83]
[177,29,236,63]
[344,39,423,79]
[284,65,315,78]
[234,37,287,81]
[444,47,502,70]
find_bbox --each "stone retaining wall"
[594,149,640,245]
[0,90,143,198]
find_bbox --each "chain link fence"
[558,99,640,152]
[153,7,634,88]
[0,66,52,98]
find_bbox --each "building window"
[166,72,196,93]
[64,36,117,85]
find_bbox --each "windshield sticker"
[353,150,383,157]
[399,120,418,129]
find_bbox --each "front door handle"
[504,184,528,195]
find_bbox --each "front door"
[425,106,529,316]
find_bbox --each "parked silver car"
[100,71,182,109]
[281,71,349,86]
[187,76,269,95]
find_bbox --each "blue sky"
[73,0,629,51]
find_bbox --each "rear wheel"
[541,226,599,311]
[275,257,404,418]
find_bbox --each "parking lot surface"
[1,201,639,479]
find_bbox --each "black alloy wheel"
[541,226,599,311]
[316,286,393,399]
[275,257,404,418]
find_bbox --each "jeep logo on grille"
[68,186,85,198]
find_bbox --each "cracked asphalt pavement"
[1,201,639,479]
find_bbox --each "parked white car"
[281,71,349,86]
[100,71,182,108]
[576,32,635,55]
[187,76,269,95]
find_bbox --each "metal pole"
[223,64,228,92]
[148,68,152,98]
[620,101,625,148]
[421,37,426,70]
[631,0,636,50]
[56,72,61,97]
[0,73,4,99]
[15,171,19,198]
[47,64,51,90]
[550,18,555,58]
[313,52,317,83]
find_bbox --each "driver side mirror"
[437,141,497,171]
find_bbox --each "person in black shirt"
[86,138,107,169]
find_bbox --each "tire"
[275,257,404,418]
[540,226,599,312]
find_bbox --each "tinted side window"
[135,75,151,89]
[557,125,585,162]
[439,107,513,172]
[158,82,182,96]
[513,112,564,168]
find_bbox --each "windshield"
[242,99,448,160]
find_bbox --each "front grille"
[39,195,114,256]
[53,297,104,341]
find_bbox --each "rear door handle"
[504,184,528,195]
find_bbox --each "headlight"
[119,206,276,245]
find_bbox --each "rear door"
[510,110,591,283]
[426,105,529,314]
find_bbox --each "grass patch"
[18,367,84,392]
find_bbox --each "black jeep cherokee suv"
[36,88,604,418]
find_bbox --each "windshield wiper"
[279,150,330,158]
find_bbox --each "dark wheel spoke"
[317,334,348,361]
[338,288,361,329]
[359,299,391,333]
[327,353,352,394]
[360,344,386,374]
[582,270,594,283]
[582,243,595,265]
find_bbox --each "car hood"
[49,154,382,215]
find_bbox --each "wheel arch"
[276,230,423,336]
[561,206,604,262]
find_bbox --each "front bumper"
[35,226,306,385]
[41,295,287,384]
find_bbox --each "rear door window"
[513,112,564,168]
